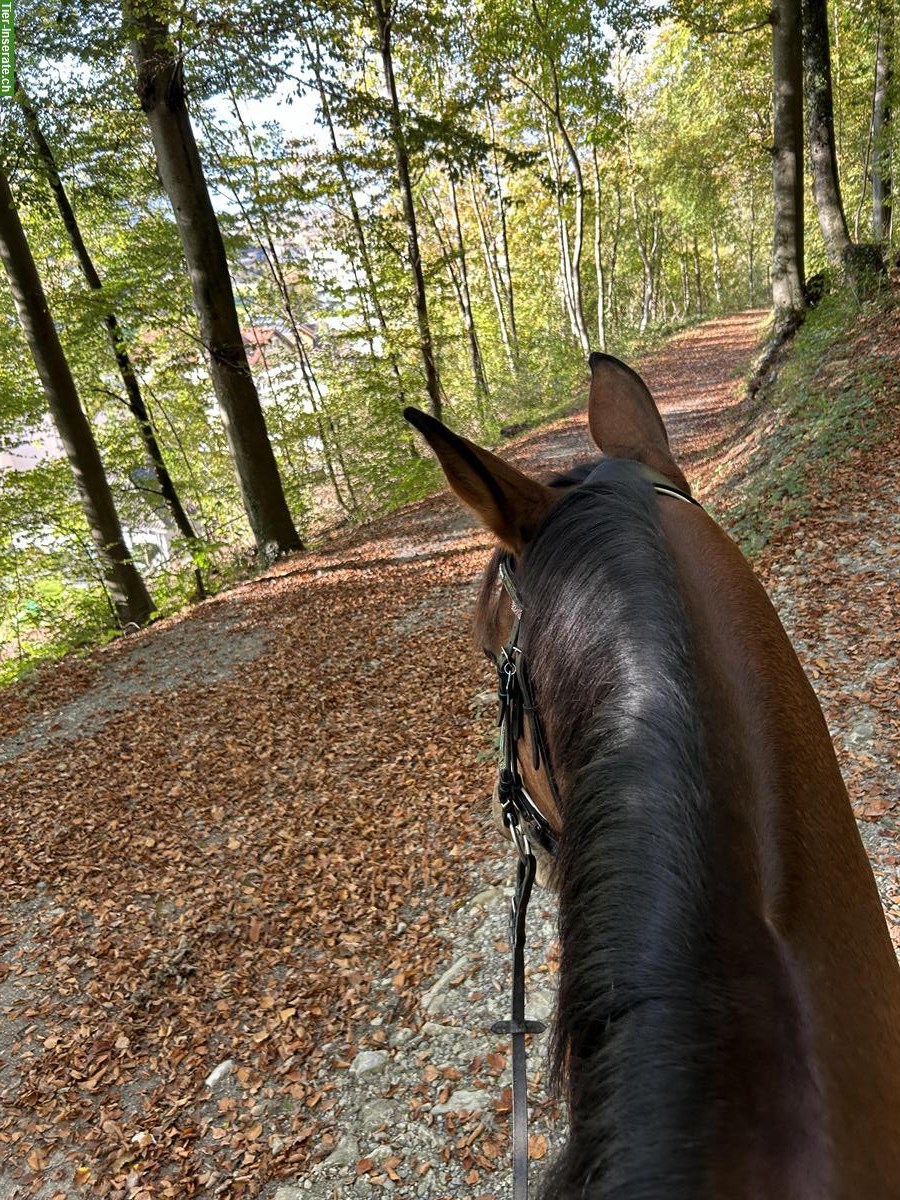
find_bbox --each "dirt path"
[0,308,896,1199]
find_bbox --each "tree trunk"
[712,230,723,306]
[692,234,704,313]
[592,146,606,352]
[606,182,622,332]
[872,5,893,243]
[545,117,580,343]
[125,5,302,558]
[302,39,410,409]
[470,176,516,371]
[650,216,663,323]
[449,177,490,399]
[16,81,204,592]
[802,0,854,268]
[771,0,807,331]
[423,185,489,402]
[630,184,655,333]
[680,247,691,316]
[550,71,590,353]
[748,182,758,304]
[371,0,442,420]
[0,168,154,626]
[487,104,519,361]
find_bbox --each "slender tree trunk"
[592,146,606,352]
[16,81,203,594]
[550,72,590,352]
[487,105,519,360]
[692,234,704,313]
[630,184,655,333]
[424,185,489,401]
[125,7,301,557]
[545,118,580,342]
[748,183,758,304]
[606,182,622,332]
[712,230,723,306]
[649,217,662,323]
[802,0,854,268]
[371,0,442,419]
[470,176,516,370]
[298,344,359,517]
[302,40,410,408]
[449,177,489,398]
[833,0,843,157]
[771,0,807,331]
[872,5,893,243]
[680,246,691,316]
[0,169,154,625]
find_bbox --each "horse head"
[405,357,900,1200]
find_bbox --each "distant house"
[2,317,321,566]
[241,320,316,369]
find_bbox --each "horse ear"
[404,408,556,552]
[587,353,692,494]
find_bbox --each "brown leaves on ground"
[0,306,897,1196]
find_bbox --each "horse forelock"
[515,459,718,1200]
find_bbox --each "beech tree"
[124,2,302,558]
[771,0,807,331]
[871,3,893,243]
[0,167,154,627]
[802,0,854,269]
[16,80,204,596]
[370,0,443,420]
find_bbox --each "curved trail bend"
[1,308,896,1199]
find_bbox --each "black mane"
[518,458,717,1200]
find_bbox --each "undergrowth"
[714,288,898,556]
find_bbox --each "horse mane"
[513,458,717,1199]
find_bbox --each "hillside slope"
[0,305,896,1199]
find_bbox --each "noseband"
[489,470,701,1200]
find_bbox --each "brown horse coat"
[405,357,900,1199]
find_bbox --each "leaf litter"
[0,308,897,1198]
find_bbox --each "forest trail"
[1,307,897,1199]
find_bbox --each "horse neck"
[524,477,718,1200]
[659,503,900,1198]
[659,504,875,927]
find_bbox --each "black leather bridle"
[488,472,701,1200]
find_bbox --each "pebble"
[421,954,470,1014]
[204,1059,234,1089]
[323,1133,359,1167]
[360,1099,395,1129]
[277,852,563,1197]
[420,1020,457,1037]
[431,1087,492,1114]
[350,1049,388,1076]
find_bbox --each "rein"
[489,472,701,1200]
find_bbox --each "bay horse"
[405,354,900,1200]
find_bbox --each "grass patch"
[717,289,897,555]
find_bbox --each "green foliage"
[1,0,894,679]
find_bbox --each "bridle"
[488,471,701,1200]
[494,552,560,862]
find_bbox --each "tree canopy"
[0,0,895,677]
